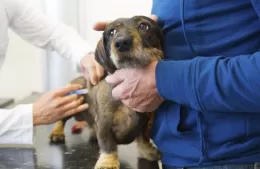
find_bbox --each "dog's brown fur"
[49,15,164,169]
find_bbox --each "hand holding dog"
[33,84,89,125]
[105,61,164,112]
[80,53,104,85]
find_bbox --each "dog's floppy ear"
[95,38,117,74]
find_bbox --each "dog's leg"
[95,118,119,169]
[70,76,91,134]
[86,123,97,142]
[49,117,70,143]
[74,109,97,141]
[135,134,161,161]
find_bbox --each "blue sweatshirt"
[150,0,260,167]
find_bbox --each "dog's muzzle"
[114,34,133,52]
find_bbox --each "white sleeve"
[0,104,33,145]
[4,0,94,72]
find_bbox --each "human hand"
[33,84,89,126]
[92,15,158,31]
[105,61,164,112]
[80,53,104,85]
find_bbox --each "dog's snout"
[114,36,132,52]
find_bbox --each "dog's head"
[95,15,164,74]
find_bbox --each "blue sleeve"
[155,51,260,113]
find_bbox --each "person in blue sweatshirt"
[93,0,260,169]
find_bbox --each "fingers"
[92,15,158,32]
[111,82,129,100]
[89,63,105,85]
[87,62,105,85]
[57,96,89,119]
[105,70,125,85]
[58,96,85,112]
[63,103,89,117]
[92,21,111,31]
[54,94,79,107]
[96,63,105,81]
[150,15,158,22]
[54,84,82,97]
[88,63,98,85]
[106,70,128,100]
[81,54,105,85]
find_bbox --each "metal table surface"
[0,98,14,108]
[0,93,161,169]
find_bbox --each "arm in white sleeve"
[0,104,33,145]
[4,0,93,72]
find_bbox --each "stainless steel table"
[0,98,14,108]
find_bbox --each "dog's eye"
[139,23,150,31]
[109,29,116,37]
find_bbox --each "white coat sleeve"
[0,104,33,145]
[4,0,94,72]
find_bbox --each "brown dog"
[49,15,164,169]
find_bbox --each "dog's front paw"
[138,144,162,161]
[94,166,119,169]
[49,121,65,143]
[94,153,120,169]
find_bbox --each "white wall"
[43,0,82,91]
[82,0,153,47]
[0,0,46,101]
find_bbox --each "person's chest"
[0,0,9,70]
[152,0,260,60]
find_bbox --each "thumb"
[150,14,158,22]
[92,21,111,31]
[105,70,125,85]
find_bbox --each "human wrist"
[155,59,197,105]
[154,60,165,99]
[152,61,164,100]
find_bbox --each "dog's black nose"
[114,36,132,52]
